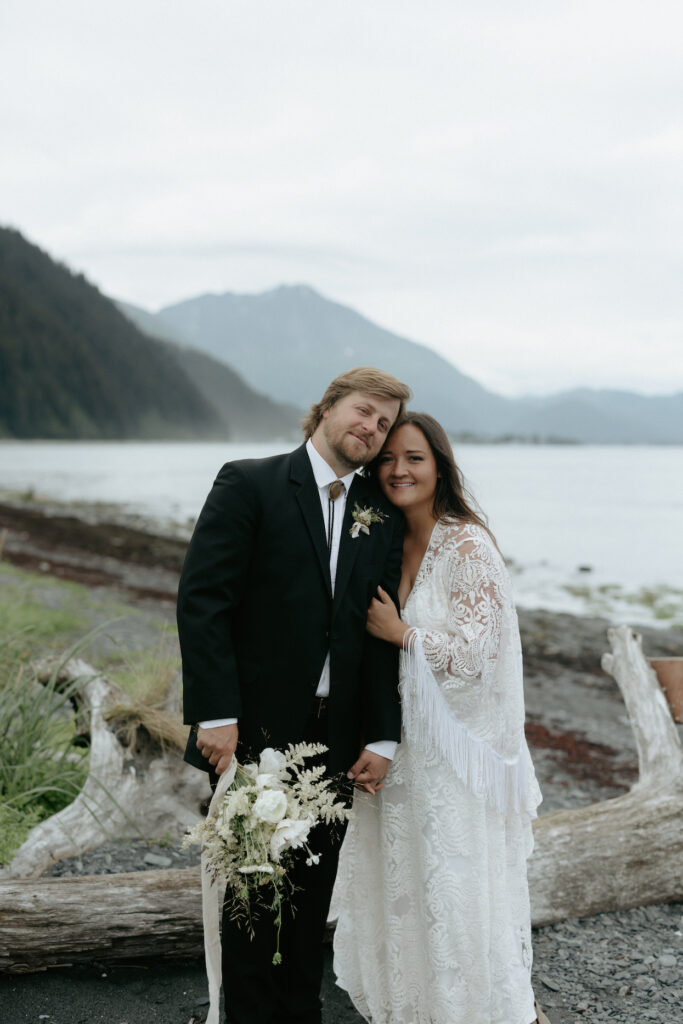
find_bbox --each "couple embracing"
[177,367,545,1024]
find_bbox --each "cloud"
[1,0,682,394]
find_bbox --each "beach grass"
[106,625,181,707]
[0,564,86,641]
[0,563,182,864]
[0,561,181,696]
[0,634,89,864]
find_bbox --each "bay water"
[1,441,681,627]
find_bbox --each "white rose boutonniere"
[350,502,387,539]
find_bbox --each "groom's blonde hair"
[302,367,411,440]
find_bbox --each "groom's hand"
[347,749,390,795]
[196,723,239,775]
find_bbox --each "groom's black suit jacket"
[177,443,403,775]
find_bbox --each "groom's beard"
[320,413,380,471]
[328,434,370,472]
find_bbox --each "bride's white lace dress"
[332,518,542,1024]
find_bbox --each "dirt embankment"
[0,499,186,601]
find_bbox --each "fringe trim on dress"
[401,630,542,818]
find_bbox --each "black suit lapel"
[290,445,332,596]
[333,473,370,610]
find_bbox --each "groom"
[177,366,411,1024]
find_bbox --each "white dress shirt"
[200,439,396,761]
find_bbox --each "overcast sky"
[2,0,682,396]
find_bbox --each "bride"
[332,412,546,1024]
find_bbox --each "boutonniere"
[349,503,387,539]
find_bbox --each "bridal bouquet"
[184,742,351,964]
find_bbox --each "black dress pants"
[215,703,350,1024]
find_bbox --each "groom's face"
[320,390,400,470]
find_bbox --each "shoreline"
[2,463,683,630]
[1,494,681,813]
[1,496,682,1022]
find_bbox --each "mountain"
[5,224,680,444]
[509,389,683,444]
[0,228,221,440]
[118,301,301,441]
[115,299,190,348]
[155,285,517,437]
[0,229,301,442]
[150,285,683,444]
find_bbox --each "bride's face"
[377,423,439,512]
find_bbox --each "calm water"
[1,441,682,625]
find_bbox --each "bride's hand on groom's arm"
[347,749,390,795]
[196,723,239,775]
[366,586,410,647]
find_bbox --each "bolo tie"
[327,479,344,552]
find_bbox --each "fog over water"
[1,441,682,627]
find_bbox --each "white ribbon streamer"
[202,758,237,1024]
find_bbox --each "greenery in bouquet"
[183,741,351,964]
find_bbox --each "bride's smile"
[376,422,439,514]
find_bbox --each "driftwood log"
[1,626,681,972]
[0,659,207,881]
[528,625,683,924]
[0,868,203,972]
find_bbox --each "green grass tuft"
[0,635,90,865]
[107,626,181,706]
[0,564,183,866]
[0,597,83,642]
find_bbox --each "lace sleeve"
[399,524,540,815]
[419,528,504,685]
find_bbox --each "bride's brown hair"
[367,411,496,542]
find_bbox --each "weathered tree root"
[0,659,206,881]
[528,625,683,924]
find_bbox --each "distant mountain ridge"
[156,285,514,435]
[0,227,221,440]
[118,301,301,441]
[3,223,680,444]
[151,285,683,444]
[506,389,683,445]
[0,228,300,441]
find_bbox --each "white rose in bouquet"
[252,789,288,824]
[270,816,314,861]
[259,747,288,777]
